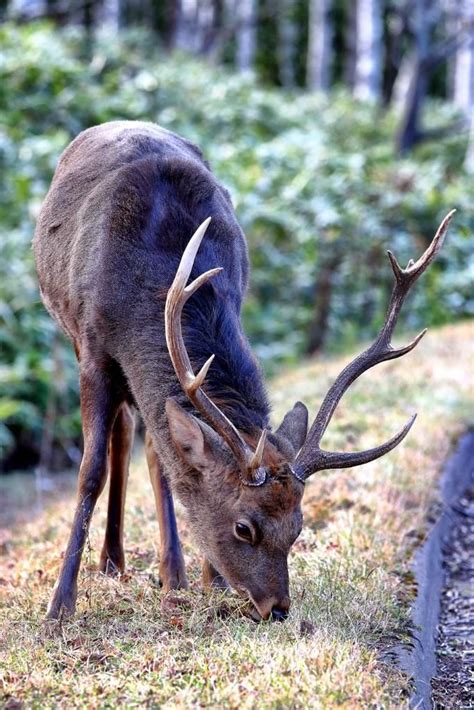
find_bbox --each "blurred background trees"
[5,0,473,140]
[0,1,473,472]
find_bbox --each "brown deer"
[33,120,453,622]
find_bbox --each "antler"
[165,217,267,486]
[294,210,455,480]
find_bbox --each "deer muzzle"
[246,593,291,622]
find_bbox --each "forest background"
[0,0,473,473]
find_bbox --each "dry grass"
[1,322,473,709]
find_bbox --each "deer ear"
[275,401,308,454]
[166,398,227,474]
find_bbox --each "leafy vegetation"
[0,23,472,469]
[1,323,472,707]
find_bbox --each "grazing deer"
[33,121,453,622]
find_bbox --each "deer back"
[33,121,249,352]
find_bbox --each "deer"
[33,120,454,622]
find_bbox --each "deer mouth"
[248,606,264,622]
[243,598,265,622]
[235,586,270,622]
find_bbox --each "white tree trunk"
[454,40,474,116]
[452,0,474,117]
[173,0,218,55]
[392,50,417,111]
[236,0,257,72]
[278,0,297,87]
[97,0,121,33]
[175,0,200,52]
[353,0,383,101]
[306,0,332,91]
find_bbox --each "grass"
[1,322,473,708]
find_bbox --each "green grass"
[1,322,473,708]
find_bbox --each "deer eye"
[234,521,254,543]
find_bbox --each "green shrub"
[0,23,472,469]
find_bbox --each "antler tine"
[295,211,454,480]
[388,209,455,284]
[248,428,267,470]
[299,414,417,475]
[165,217,267,485]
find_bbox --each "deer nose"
[271,604,289,622]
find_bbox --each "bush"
[0,23,472,470]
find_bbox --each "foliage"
[0,23,472,469]
[1,323,472,707]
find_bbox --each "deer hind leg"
[144,432,188,591]
[46,363,120,620]
[99,403,135,576]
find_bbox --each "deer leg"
[99,403,135,576]
[145,432,188,591]
[202,559,229,591]
[46,364,119,620]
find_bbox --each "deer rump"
[33,120,453,623]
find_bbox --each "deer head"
[165,211,454,621]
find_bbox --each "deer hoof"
[99,547,125,576]
[159,560,188,592]
[45,586,77,621]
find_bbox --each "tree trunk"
[277,0,297,87]
[306,250,342,354]
[452,0,474,118]
[199,0,223,55]
[203,0,235,63]
[236,0,256,72]
[396,0,431,154]
[391,48,416,111]
[160,0,180,49]
[306,0,332,91]
[396,58,429,153]
[195,0,218,55]
[344,0,357,90]
[383,3,408,105]
[97,0,121,33]
[175,0,199,52]
[353,0,383,101]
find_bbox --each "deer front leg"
[99,403,135,576]
[145,433,188,591]
[46,363,120,620]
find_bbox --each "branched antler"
[165,218,267,486]
[293,210,455,480]
[166,211,454,485]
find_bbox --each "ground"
[0,322,473,709]
[432,483,474,707]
